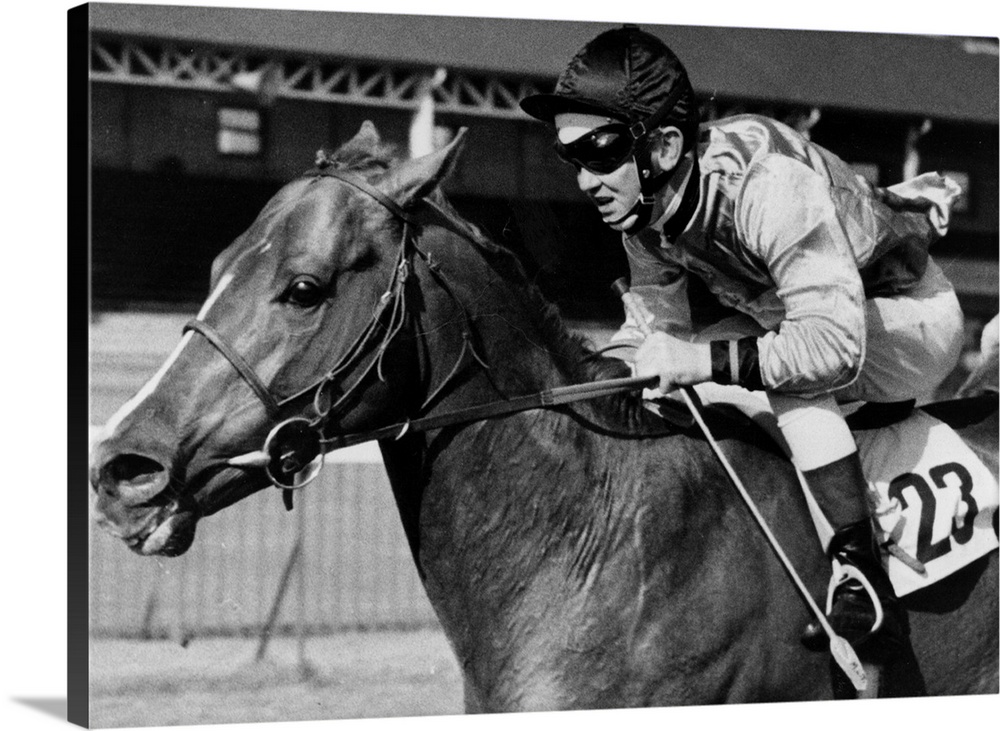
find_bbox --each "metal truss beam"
[90,35,548,120]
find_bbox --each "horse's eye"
[285,278,324,308]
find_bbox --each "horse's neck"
[384,231,646,571]
[382,407,648,587]
[384,309,704,585]
[412,228,586,405]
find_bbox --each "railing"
[89,448,439,639]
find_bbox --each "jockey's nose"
[577,166,602,194]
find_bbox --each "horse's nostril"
[99,453,171,506]
[106,453,167,484]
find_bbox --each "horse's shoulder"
[626,400,825,596]
[633,398,802,525]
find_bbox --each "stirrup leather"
[825,557,885,635]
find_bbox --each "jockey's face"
[555,113,643,233]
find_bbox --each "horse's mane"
[417,174,658,433]
[422,186,630,386]
[315,136,401,175]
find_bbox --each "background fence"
[89,449,439,639]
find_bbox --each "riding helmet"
[520,24,699,148]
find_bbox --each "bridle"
[184,163,664,508]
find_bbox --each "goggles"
[553,122,644,175]
[549,75,689,176]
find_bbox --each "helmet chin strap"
[621,143,698,238]
[621,147,676,236]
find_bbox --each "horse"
[90,121,999,711]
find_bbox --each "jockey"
[520,25,965,660]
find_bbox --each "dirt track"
[90,629,464,727]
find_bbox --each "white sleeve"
[736,155,867,394]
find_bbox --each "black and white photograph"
[9,1,1000,729]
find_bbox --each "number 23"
[886,462,978,565]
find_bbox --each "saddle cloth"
[684,384,999,597]
[852,408,998,595]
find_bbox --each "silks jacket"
[622,114,961,395]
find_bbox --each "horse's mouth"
[107,464,267,557]
[120,501,199,557]
[129,507,199,556]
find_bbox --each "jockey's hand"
[634,331,712,394]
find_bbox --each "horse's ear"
[341,121,382,156]
[383,127,467,207]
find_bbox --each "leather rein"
[184,164,659,500]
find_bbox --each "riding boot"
[799,454,909,662]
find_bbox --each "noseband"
[185,164,666,507]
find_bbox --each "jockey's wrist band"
[710,338,765,390]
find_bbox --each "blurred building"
[85,4,998,327]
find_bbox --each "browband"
[305,166,418,225]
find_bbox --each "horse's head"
[90,122,467,556]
